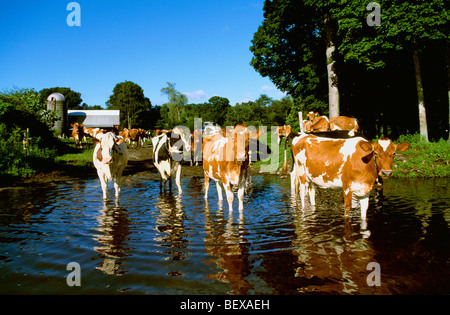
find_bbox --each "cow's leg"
[215,181,223,201]
[343,187,352,216]
[114,168,124,198]
[204,174,210,200]
[174,163,182,194]
[299,181,306,209]
[290,165,299,199]
[113,176,121,197]
[98,172,108,200]
[308,183,316,207]
[223,183,234,213]
[359,193,370,219]
[159,174,163,191]
[237,180,245,212]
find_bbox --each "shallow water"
[0,173,449,294]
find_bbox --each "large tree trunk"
[325,14,340,119]
[446,47,450,142]
[412,40,429,142]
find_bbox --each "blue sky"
[0,0,286,107]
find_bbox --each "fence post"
[298,112,303,133]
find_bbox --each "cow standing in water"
[203,124,270,213]
[152,127,191,194]
[92,132,129,199]
[291,133,409,218]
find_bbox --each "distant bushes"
[0,89,67,179]
[0,124,57,177]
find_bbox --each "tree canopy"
[250,0,328,115]
[107,81,153,129]
[250,0,449,141]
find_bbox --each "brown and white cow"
[329,116,359,132]
[303,111,330,132]
[84,127,105,139]
[274,125,292,145]
[291,133,409,218]
[273,125,292,173]
[71,122,84,148]
[203,124,270,212]
[92,132,129,199]
[120,128,144,147]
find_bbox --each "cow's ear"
[70,123,74,127]
[396,142,410,152]
[92,138,100,144]
[359,141,373,152]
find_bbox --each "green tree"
[268,96,294,126]
[161,82,187,125]
[80,103,104,110]
[336,0,449,141]
[207,96,230,127]
[250,0,339,118]
[107,81,151,129]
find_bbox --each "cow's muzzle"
[379,170,393,178]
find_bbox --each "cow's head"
[227,124,268,163]
[92,132,124,164]
[228,124,249,163]
[306,111,318,121]
[167,127,191,161]
[359,137,410,178]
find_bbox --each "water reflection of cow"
[154,193,188,262]
[203,200,252,294]
[94,199,131,275]
[288,207,388,294]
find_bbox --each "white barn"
[68,110,120,128]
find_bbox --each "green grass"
[55,146,94,167]
[393,134,450,178]
[252,133,292,173]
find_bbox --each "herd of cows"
[72,111,410,220]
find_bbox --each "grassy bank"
[393,134,450,178]
[55,144,94,168]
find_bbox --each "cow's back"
[329,116,359,132]
[294,135,376,189]
[202,134,227,180]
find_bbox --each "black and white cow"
[152,127,191,194]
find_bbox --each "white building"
[68,110,120,128]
